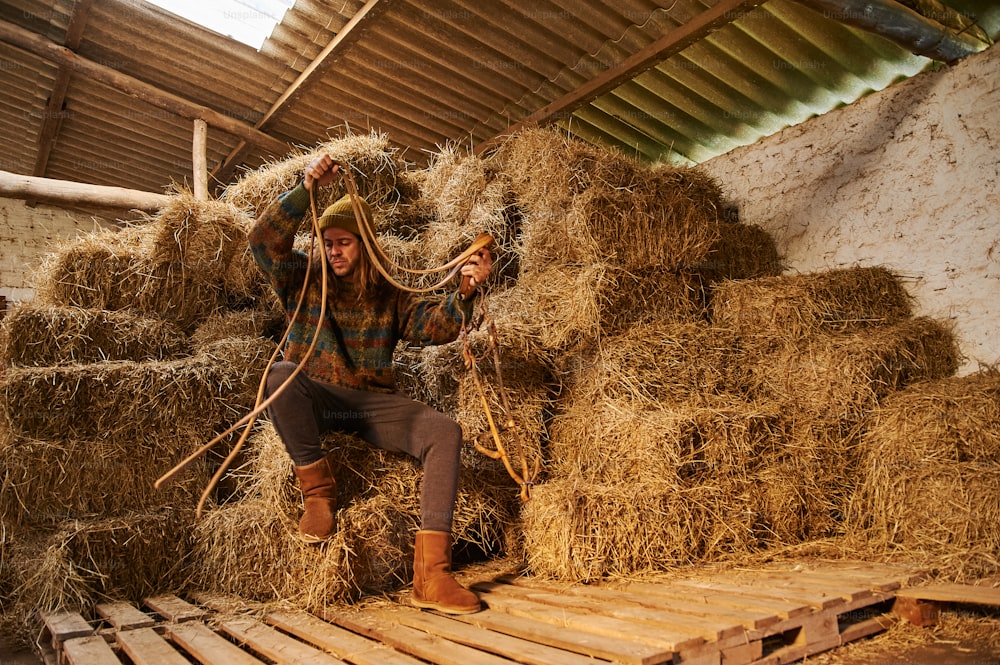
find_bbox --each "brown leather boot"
[411,530,481,614]
[292,454,337,543]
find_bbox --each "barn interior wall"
[700,43,999,376]
[0,197,113,309]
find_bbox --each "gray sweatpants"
[264,361,462,533]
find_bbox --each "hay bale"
[481,130,727,355]
[189,309,285,350]
[32,224,156,312]
[0,305,188,367]
[697,221,785,283]
[612,269,710,328]
[221,131,415,220]
[520,477,763,581]
[847,370,1000,580]
[223,242,273,309]
[491,126,662,214]
[187,497,357,607]
[455,335,555,486]
[0,343,272,442]
[419,144,504,226]
[749,316,960,423]
[547,402,695,485]
[190,423,516,608]
[148,190,251,275]
[415,147,520,291]
[5,511,193,620]
[485,262,613,357]
[33,192,256,332]
[486,127,724,352]
[486,263,711,360]
[0,428,211,523]
[560,320,746,407]
[548,395,786,485]
[711,265,914,340]
[566,170,722,274]
[492,127,722,272]
[749,426,853,546]
[393,343,462,418]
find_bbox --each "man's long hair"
[349,238,386,299]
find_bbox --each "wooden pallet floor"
[42,561,932,665]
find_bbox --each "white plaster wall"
[700,45,1000,376]
[0,197,114,306]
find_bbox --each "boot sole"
[410,598,482,615]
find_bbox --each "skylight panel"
[146,0,295,49]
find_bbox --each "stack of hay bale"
[475,128,990,582]
[0,192,277,638]
[3,126,998,646]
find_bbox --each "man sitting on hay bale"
[248,155,493,615]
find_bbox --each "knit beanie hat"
[317,194,370,237]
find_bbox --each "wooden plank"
[512,577,780,631]
[44,610,93,646]
[670,578,845,611]
[381,607,602,665]
[797,561,928,586]
[96,601,156,630]
[477,591,703,652]
[839,613,896,644]
[454,608,673,665]
[62,635,121,665]
[758,565,910,592]
[219,616,347,665]
[720,571,875,604]
[144,595,207,623]
[754,611,840,663]
[477,580,743,643]
[166,622,265,665]
[718,639,762,665]
[619,580,813,619]
[267,610,422,665]
[116,627,190,665]
[323,609,516,665]
[895,583,1000,606]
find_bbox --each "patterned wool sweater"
[249,184,475,393]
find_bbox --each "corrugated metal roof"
[0,0,994,205]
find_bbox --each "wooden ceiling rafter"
[211,0,393,190]
[474,0,767,155]
[0,18,290,178]
[31,0,95,179]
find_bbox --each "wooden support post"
[192,119,208,201]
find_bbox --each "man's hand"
[304,154,341,191]
[459,246,493,298]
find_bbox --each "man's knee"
[265,360,297,395]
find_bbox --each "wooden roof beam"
[32,0,95,179]
[0,19,290,158]
[475,0,765,155]
[0,169,169,211]
[211,0,392,189]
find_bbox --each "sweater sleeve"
[397,289,476,346]
[248,184,313,303]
